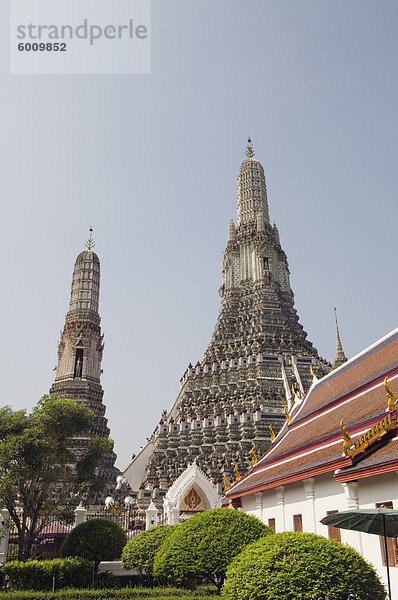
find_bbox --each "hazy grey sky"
[1,1,397,470]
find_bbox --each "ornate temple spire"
[237,137,270,226]
[50,237,117,487]
[332,307,347,369]
[124,139,330,511]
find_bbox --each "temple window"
[268,518,276,532]
[74,348,83,378]
[376,502,398,566]
[293,514,302,532]
[326,510,341,543]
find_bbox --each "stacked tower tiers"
[125,140,331,505]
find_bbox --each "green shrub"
[0,584,216,599]
[60,518,127,568]
[2,558,92,591]
[221,531,386,600]
[122,525,178,576]
[153,509,273,592]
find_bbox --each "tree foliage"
[121,524,178,577]
[0,395,114,559]
[153,509,272,592]
[221,531,386,600]
[60,518,127,568]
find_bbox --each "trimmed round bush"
[60,518,127,568]
[221,531,386,600]
[153,509,273,591]
[122,524,178,576]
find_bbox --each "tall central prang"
[124,140,330,507]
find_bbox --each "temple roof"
[225,327,398,499]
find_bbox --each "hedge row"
[2,559,92,590]
[0,586,216,600]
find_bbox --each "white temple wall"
[240,472,398,598]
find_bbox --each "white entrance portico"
[163,462,222,525]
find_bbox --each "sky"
[0,1,397,471]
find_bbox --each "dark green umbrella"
[321,508,398,600]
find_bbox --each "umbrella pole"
[383,514,392,600]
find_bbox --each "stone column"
[74,503,87,527]
[341,481,362,553]
[170,507,180,525]
[275,486,286,531]
[255,492,264,522]
[163,500,180,525]
[303,477,316,533]
[145,501,159,530]
[342,481,359,508]
[0,509,10,564]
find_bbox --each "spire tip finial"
[332,306,347,369]
[85,227,95,251]
[245,137,255,158]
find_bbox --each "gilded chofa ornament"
[223,473,230,493]
[341,412,398,458]
[384,377,397,412]
[250,447,258,466]
[284,405,291,424]
[340,420,354,455]
[269,423,276,442]
[234,464,241,482]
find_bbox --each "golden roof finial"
[333,307,347,369]
[234,464,241,482]
[223,473,230,493]
[85,227,95,251]
[310,363,319,383]
[284,405,291,424]
[340,419,354,455]
[384,377,397,412]
[245,137,255,158]
[269,423,276,442]
[291,382,296,398]
[250,446,258,466]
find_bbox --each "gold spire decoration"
[384,377,397,412]
[250,446,258,466]
[234,464,241,482]
[332,307,347,369]
[284,405,291,424]
[85,227,95,251]
[245,137,255,158]
[340,419,353,455]
[291,382,296,398]
[223,473,230,493]
[269,423,276,442]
